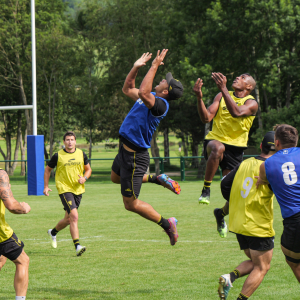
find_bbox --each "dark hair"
[63,131,76,141]
[274,124,298,148]
[261,147,270,155]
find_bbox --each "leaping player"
[111,50,183,245]
[193,73,258,237]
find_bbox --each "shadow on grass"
[24,287,156,299]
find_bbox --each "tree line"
[1,0,300,175]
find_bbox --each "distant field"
[1,181,298,299]
[1,134,212,183]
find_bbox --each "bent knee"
[124,202,136,212]
[208,142,225,157]
[111,171,120,184]
[111,176,119,184]
[123,198,138,212]
[69,212,79,223]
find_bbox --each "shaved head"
[243,73,256,91]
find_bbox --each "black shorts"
[203,140,245,171]
[281,219,300,263]
[0,232,24,261]
[59,193,82,214]
[236,234,274,251]
[112,144,149,199]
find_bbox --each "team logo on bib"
[283,150,288,154]
[137,99,143,105]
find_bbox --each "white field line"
[24,236,236,245]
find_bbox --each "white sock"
[16,297,26,300]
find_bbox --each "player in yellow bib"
[193,72,258,237]
[217,132,275,300]
[43,131,92,256]
[0,169,31,299]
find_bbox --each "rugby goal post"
[0,0,44,195]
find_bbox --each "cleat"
[214,208,228,238]
[76,245,86,256]
[157,174,181,195]
[164,217,178,246]
[218,274,232,300]
[199,188,210,205]
[47,229,57,249]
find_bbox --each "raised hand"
[212,72,227,90]
[193,78,203,98]
[134,52,152,68]
[151,49,168,68]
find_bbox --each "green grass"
[1,182,298,299]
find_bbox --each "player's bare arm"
[78,163,92,184]
[138,49,168,109]
[122,52,152,101]
[0,170,31,214]
[255,162,269,188]
[212,72,258,117]
[43,165,53,196]
[193,78,221,123]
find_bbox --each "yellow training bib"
[55,149,85,195]
[205,91,255,147]
[0,168,13,243]
[229,157,275,237]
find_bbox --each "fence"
[0,155,257,183]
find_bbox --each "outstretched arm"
[138,49,168,109]
[193,78,221,123]
[122,52,152,101]
[0,170,31,214]
[212,72,258,117]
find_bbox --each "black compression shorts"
[203,140,245,171]
[59,193,82,214]
[112,144,149,199]
[0,232,24,261]
[236,234,274,251]
[282,217,300,263]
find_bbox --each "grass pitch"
[1,182,298,299]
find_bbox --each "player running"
[44,131,92,256]
[257,124,300,284]
[111,50,183,245]
[217,131,276,300]
[0,169,31,299]
[193,72,258,237]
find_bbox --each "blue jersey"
[119,93,169,149]
[265,147,300,219]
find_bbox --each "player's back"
[265,147,300,219]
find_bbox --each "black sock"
[216,208,227,220]
[203,180,212,190]
[237,293,249,300]
[73,239,80,250]
[147,175,160,185]
[157,216,170,230]
[230,269,241,284]
[51,228,59,236]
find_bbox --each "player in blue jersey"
[111,50,183,246]
[257,124,300,283]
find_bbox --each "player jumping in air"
[193,73,258,237]
[111,50,183,245]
